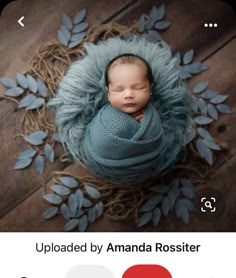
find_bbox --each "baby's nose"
[124,89,135,98]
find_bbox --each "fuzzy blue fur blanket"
[49,36,191,184]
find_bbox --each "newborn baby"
[105,54,153,122]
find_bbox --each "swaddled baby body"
[105,54,153,123]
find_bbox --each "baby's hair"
[105,53,153,86]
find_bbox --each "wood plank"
[115,0,236,61]
[0,0,135,218]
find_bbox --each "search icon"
[204,201,212,209]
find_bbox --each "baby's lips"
[122,264,172,278]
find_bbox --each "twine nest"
[4,22,216,223]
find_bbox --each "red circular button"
[122,264,172,278]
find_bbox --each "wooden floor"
[0,0,236,231]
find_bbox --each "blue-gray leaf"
[155,21,171,30]
[82,198,92,208]
[19,94,37,108]
[197,98,207,115]
[37,79,48,97]
[51,185,70,196]
[14,158,32,169]
[138,212,152,227]
[16,72,28,89]
[57,29,68,46]
[181,187,194,199]
[42,206,58,220]
[197,127,213,140]
[95,201,104,218]
[74,9,86,24]
[161,197,170,217]
[18,148,37,160]
[70,32,86,42]
[68,39,84,49]
[60,203,70,220]
[43,194,62,205]
[26,74,38,93]
[180,179,194,191]
[194,116,213,125]
[196,138,213,165]
[140,194,163,212]
[79,215,88,232]
[201,90,218,99]
[193,80,208,93]
[210,95,228,104]
[73,22,88,33]
[156,4,165,20]
[152,207,161,226]
[181,198,194,211]
[138,15,145,32]
[207,103,218,120]
[59,176,78,188]
[60,25,71,42]
[88,207,97,223]
[35,154,44,174]
[44,144,55,162]
[0,77,17,88]
[184,63,208,74]
[150,184,170,194]
[26,97,45,110]
[179,206,189,224]
[53,133,62,143]
[184,127,197,145]
[5,87,24,97]
[75,188,84,209]
[68,194,78,217]
[183,49,194,65]
[62,13,73,30]
[202,139,220,151]
[174,52,181,65]
[167,190,177,210]
[84,184,101,199]
[179,68,192,80]
[145,30,161,42]
[24,131,47,145]
[216,104,232,114]
[64,219,79,231]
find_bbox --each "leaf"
[181,187,194,199]
[74,9,87,24]
[68,194,78,217]
[35,154,44,174]
[78,215,88,232]
[42,206,58,220]
[145,15,156,30]
[59,176,78,188]
[5,87,24,97]
[145,30,161,42]
[179,68,192,80]
[62,13,73,30]
[95,201,104,218]
[68,39,84,48]
[75,188,84,209]
[207,104,218,120]
[44,144,55,162]
[155,21,171,30]
[183,49,194,65]
[53,133,63,143]
[0,77,17,88]
[193,80,208,93]
[43,194,62,205]
[60,203,71,220]
[179,206,189,224]
[137,212,153,227]
[84,184,101,199]
[14,158,32,169]
[16,72,28,89]
[37,79,48,97]
[26,97,45,110]
[150,184,170,194]
[57,29,68,46]
[175,199,184,218]
[184,62,208,74]
[210,95,228,104]
[197,98,207,115]
[51,185,70,196]
[19,94,37,108]
[184,127,197,145]
[82,198,92,208]
[196,138,213,165]
[64,219,79,231]
[161,197,170,216]
[152,207,161,226]
[174,52,181,65]
[202,139,220,151]
[155,4,165,20]
[26,74,38,93]
[24,131,47,145]
[194,116,213,125]
[201,90,218,99]
[180,179,194,191]
[70,32,86,42]
[140,194,163,212]
[170,178,180,189]
[60,25,71,42]
[73,22,88,33]
[216,104,232,114]
[167,190,177,210]
[138,15,145,32]
[17,148,37,160]
[197,127,214,141]
[88,207,97,223]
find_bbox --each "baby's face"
[107,62,151,114]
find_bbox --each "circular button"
[122,264,172,278]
